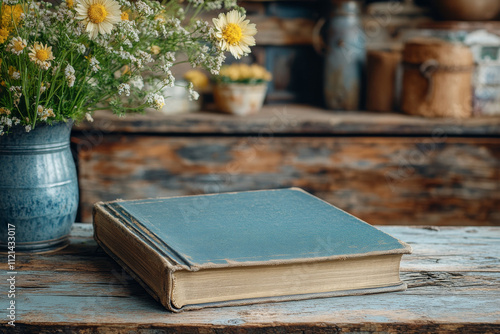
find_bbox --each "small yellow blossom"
[150,45,160,55]
[66,0,74,9]
[1,5,24,32]
[37,105,55,121]
[8,66,20,80]
[0,28,9,44]
[122,65,130,75]
[0,107,11,115]
[121,11,129,20]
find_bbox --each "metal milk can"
[315,0,365,110]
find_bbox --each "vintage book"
[93,188,412,312]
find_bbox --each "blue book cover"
[93,188,412,311]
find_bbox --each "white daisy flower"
[7,37,27,55]
[28,43,55,70]
[75,0,121,39]
[65,65,76,87]
[212,10,257,59]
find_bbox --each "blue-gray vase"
[0,121,78,253]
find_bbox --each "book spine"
[93,204,179,312]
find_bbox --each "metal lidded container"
[322,0,365,111]
[402,38,474,118]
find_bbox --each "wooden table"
[2,224,499,333]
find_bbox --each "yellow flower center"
[222,23,242,45]
[88,4,108,24]
[121,12,128,20]
[36,49,49,61]
[14,41,24,51]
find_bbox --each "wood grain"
[73,105,500,135]
[1,224,498,333]
[75,135,500,226]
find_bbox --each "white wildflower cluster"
[196,46,226,75]
[164,52,176,63]
[0,0,253,131]
[0,116,13,135]
[145,93,165,110]
[89,57,101,73]
[74,43,86,55]
[117,83,131,96]
[206,1,222,10]
[117,0,132,6]
[54,3,73,23]
[85,113,94,122]
[205,0,237,10]
[194,20,210,34]
[135,1,153,16]
[162,73,175,87]
[9,86,22,107]
[116,21,140,43]
[36,105,55,121]
[137,50,153,65]
[65,65,76,87]
[187,82,199,101]
[130,76,144,90]
[0,108,19,135]
[188,0,204,6]
[9,68,20,80]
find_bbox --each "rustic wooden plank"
[1,225,499,333]
[73,105,500,136]
[249,16,315,45]
[75,135,500,226]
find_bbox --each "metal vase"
[323,0,365,110]
[0,121,78,253]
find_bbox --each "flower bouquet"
[0,0,256,253]
[213,62,271,115]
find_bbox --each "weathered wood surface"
[1,225,499,333]
[73,105,500,135]
[249,16,315,46]
[75,134,500,226]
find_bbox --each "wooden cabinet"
[72,105,500,226]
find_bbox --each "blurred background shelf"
[74,105,500,135]
[72,105,500,227]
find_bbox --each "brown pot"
[213,83,267,116]
[432,0,500,21]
